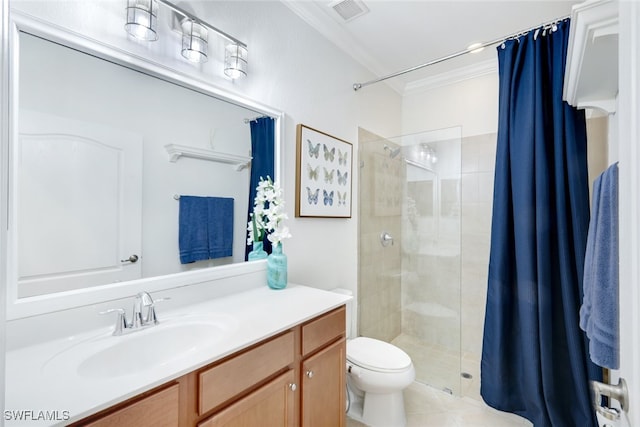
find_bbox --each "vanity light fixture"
[125,0,159,41]
[419,144,438,164]
[224,43,248,79]
[124,0,248,77]
[181,19,208,63]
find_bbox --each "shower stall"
[358,126,497,399]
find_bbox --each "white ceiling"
[283,0,583,93]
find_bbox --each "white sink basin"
[42,314,237,380]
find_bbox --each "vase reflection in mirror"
[248,241,268,261]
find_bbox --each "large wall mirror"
[5,14,282,319]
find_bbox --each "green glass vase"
[267,242,287,290]
[248,241,268,261]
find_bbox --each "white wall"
[9,0,402,301]
[201,1,404,293]
[617,4,640,424]
[1,0,8,421]
[402,72,499,138]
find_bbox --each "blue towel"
[579,163,619,369]
[179,196,234,264]
[207,197,234,259]
[179,196,210,264]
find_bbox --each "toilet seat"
[347,337,412,373]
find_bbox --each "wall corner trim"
[403,58,497,96]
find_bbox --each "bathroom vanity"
[5,285,349,427]
[74,307,346,427]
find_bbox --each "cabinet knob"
[305,370,314,378]
[288,383,297,392]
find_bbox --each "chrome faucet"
[132,291,156,328]
[100,291,169,336]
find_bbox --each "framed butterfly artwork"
[295,124,353,218]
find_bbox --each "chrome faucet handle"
[99,308,128,336]
[144,296,171,325]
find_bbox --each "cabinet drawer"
[199,331,295,415]
[82,384,179,427]
[301,306,345,357]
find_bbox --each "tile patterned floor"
[346,381,533,427]
[391,334,466,396]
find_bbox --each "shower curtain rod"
[352,14,570,91]
[243,115,268,124]
[405,158,436,175]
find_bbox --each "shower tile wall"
[359,129,493,399]
[358,128,402,342]
[401,186,461,349]
[397,137,463,395]
[460,133,497,400]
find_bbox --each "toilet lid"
[347,337,412,373]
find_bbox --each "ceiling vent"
[329,0,369,22]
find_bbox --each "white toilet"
[332,289,416,427]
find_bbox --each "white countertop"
[4,284,351,426]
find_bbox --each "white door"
[14,110,143,297]
[615,2,639,426]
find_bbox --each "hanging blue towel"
[579,163,619,369]
[179,196,234,264]
[179,196,210,264]
[207,197,234,259]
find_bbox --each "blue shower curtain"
[245,116,275,260]
[481,20,601,426]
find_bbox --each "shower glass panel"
[358,127,462,396]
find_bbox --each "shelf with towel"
[164,144,251,171]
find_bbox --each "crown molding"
[403,58,497,96]
[281,0,404,94]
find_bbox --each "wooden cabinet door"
[198,370,296,427]
[82,384,179,427]
[301,338,346,427]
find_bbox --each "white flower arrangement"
[247,176,292,246]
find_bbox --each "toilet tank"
[331,288,354,338]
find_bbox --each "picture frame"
[295,124,353,218]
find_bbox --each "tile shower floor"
[346,381,533,427]
[391,333,489,400]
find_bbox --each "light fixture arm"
[157,0,246,48]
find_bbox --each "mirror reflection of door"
[18,110,143,297]
[13,31,259,303]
